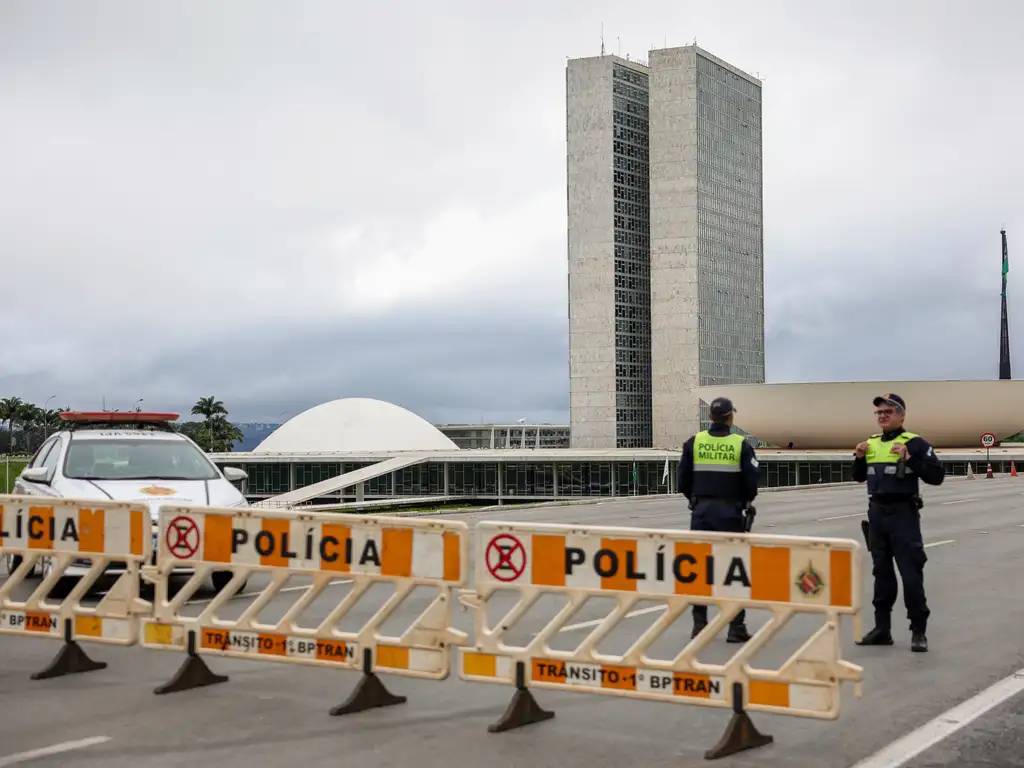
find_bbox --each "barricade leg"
[31,619,107,680]
[154,630,228,694]
[704,683,773,760]
[488,661,554,733]
[330,648,407,716]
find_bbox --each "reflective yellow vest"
[865,431,919,497]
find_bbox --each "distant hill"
[232,423,280,452]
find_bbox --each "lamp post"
[135,398,144,413]
[42,394,55,441]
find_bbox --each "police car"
[8,411,247,592]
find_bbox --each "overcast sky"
[2,1,1022,424]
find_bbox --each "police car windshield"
[64,439,218,481]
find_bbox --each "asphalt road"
[1,477,1022,767]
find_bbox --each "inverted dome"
[255,398,458,453]
[695,380,1024,448]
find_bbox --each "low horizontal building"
[215,395,1024,506]
[437,423,570,450]
[210,446,1024,506]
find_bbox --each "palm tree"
[208,416,244,452]
[41,408,64,438]
[0,397,22,453]
[17,402,41,453]
[191,396,227,452]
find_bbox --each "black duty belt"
[869,496,920,509]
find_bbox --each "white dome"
[255,398,458,453]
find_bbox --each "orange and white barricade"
[460,521,863,759]
[0,494,152,678]
[141,504,468,713]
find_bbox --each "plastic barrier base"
[704,683,773,760]
[31,620,107,680]
[331,650,407,716]
[488,662,555,733]
[154,631,228,695]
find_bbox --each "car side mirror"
[222,467,248,482]
[20,467,50,484]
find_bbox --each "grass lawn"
[1,457,28,494]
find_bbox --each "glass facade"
[612,63,652,448]
[245,463,291,495]
[503,463,555,497]
[225,457,999,501]
[295,462,341,489]
[448,462,498,496]
[695,54,764,387]
[394,463,445,495]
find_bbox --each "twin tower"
[567,46,766,449]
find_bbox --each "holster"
[860,520,872,550]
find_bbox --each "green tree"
[17,402,42,453]
[0,397,23,453]
[191,396,227,451]
[208,416,244,452]
[183,398,244,452]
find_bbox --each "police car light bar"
[59,411,181,424]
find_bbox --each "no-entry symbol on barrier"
[166,516,200,559]
[485,534,526,582]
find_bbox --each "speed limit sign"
[980,432,996,448]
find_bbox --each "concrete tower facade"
[567,55,653,449]
[567,45,763,449]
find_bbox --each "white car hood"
[56,478,244,520]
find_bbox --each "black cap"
[709,397,736,419]
[872,393,906,411]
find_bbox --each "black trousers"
[690,498,746,630]
[867,499,930,633]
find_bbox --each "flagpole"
[1000,229,1011,379]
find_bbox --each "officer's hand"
[854,441,869,458]
[891,443,909,461]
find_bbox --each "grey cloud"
[2,0,1023,426]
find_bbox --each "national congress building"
[568,46,765,449]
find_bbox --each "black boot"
[855,626,894,646]
[911,632,928,653]
[726,625,752,643]
[691,621,707,639]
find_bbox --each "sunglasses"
[873,408,896,416]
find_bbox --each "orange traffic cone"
[986,463,994,479]
[1011,461,1018,478]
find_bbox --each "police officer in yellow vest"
[677,397,759,642]
[853,393,944,653]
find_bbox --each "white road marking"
[0,736,111,767]
[849,667,1024,768]
[924,539,955,549]
[559,604,666,633]
[941,498,977,505]
[188,579,351,605]
[816,512,864,521]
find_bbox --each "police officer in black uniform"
[853,393,944,652]
[677,397,760,642]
